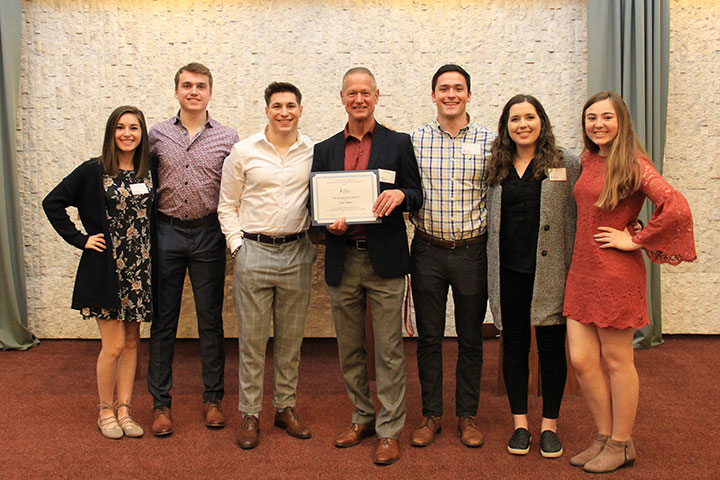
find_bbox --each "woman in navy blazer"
[43,105,153,439]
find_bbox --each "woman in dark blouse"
[43,106,153,439]
[486,95,580,458]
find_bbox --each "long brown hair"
[98,105,150,178]
[582,91,647,210]
[487,94,563,186]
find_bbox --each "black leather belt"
[346,239,368,250]
[414,228,485,249]
[242,231,306,245]
[158,211,218,228]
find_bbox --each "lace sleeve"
[630,158,697,265]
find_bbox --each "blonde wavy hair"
[582,91,648,210]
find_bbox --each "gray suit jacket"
[487,150,581,329]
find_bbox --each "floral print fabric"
[82,169,153,323]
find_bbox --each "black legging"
[500,266,567,419]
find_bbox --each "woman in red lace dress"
[563,92,696,473]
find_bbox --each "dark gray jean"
[410,235,488,418]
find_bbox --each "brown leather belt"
[158,211,218,228]
[242,231,306,245]
[414,228,486,249]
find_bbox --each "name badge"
[462,142,483,155]
[548,168,567,181]
[378,168,396,184]
[130,183,150,195]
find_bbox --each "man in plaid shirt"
[409,64,496,449]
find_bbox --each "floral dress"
[82,169,153,322]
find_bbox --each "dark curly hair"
[487,94,563,186]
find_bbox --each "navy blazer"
[312,122,423,286]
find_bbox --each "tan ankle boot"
[569,433,609,467]
[583,437,636,473]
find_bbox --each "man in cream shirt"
[218,82,316,449]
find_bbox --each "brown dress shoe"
[334,423,376,448]
[274,407,311,439]
[151,406,173,437]
[374,438,400,465]
[237,414,260,449]
[410,416,441,447]
[458,416,484,448]
[203,400,226,428]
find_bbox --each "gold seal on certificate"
[310,170,382,226]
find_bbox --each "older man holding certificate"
[311,67,422,465]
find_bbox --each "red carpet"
[1,336,718,479]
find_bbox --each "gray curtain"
[587,0,670,348]
[1,0,39,350]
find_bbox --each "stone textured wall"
[20,0,715,337]
[661,0,719,333]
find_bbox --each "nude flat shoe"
[97,403,123,439]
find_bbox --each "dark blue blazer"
[312,122,423,286]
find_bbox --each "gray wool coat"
[487,150,581,329]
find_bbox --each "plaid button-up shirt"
[410,119,496,240]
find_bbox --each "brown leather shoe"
[203,400,226,428]
[458,416,484,448]
[410,416,441,447]
[374,437,400,465]
[151,406,173,437]
[237,414,259,449]
[334,423,375,448]
[274,407,311,439]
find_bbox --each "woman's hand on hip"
[594,226,641,251]
[84,233,106,252]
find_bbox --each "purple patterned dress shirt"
[149,112,239,220]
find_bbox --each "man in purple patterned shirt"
[147,62,239,437]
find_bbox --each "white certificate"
[310,170,381,226]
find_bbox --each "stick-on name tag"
[130,183,150,195]
[462,142,483,155]
[548,168,567,181]
[378,168,396,184]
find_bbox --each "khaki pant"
[328,247,407,439]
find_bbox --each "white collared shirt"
[217,129,314,252]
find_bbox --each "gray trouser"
[233,234,316,414]
[328,247,407,439]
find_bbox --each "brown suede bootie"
[569,433,610,467]
[583,437,636,473]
